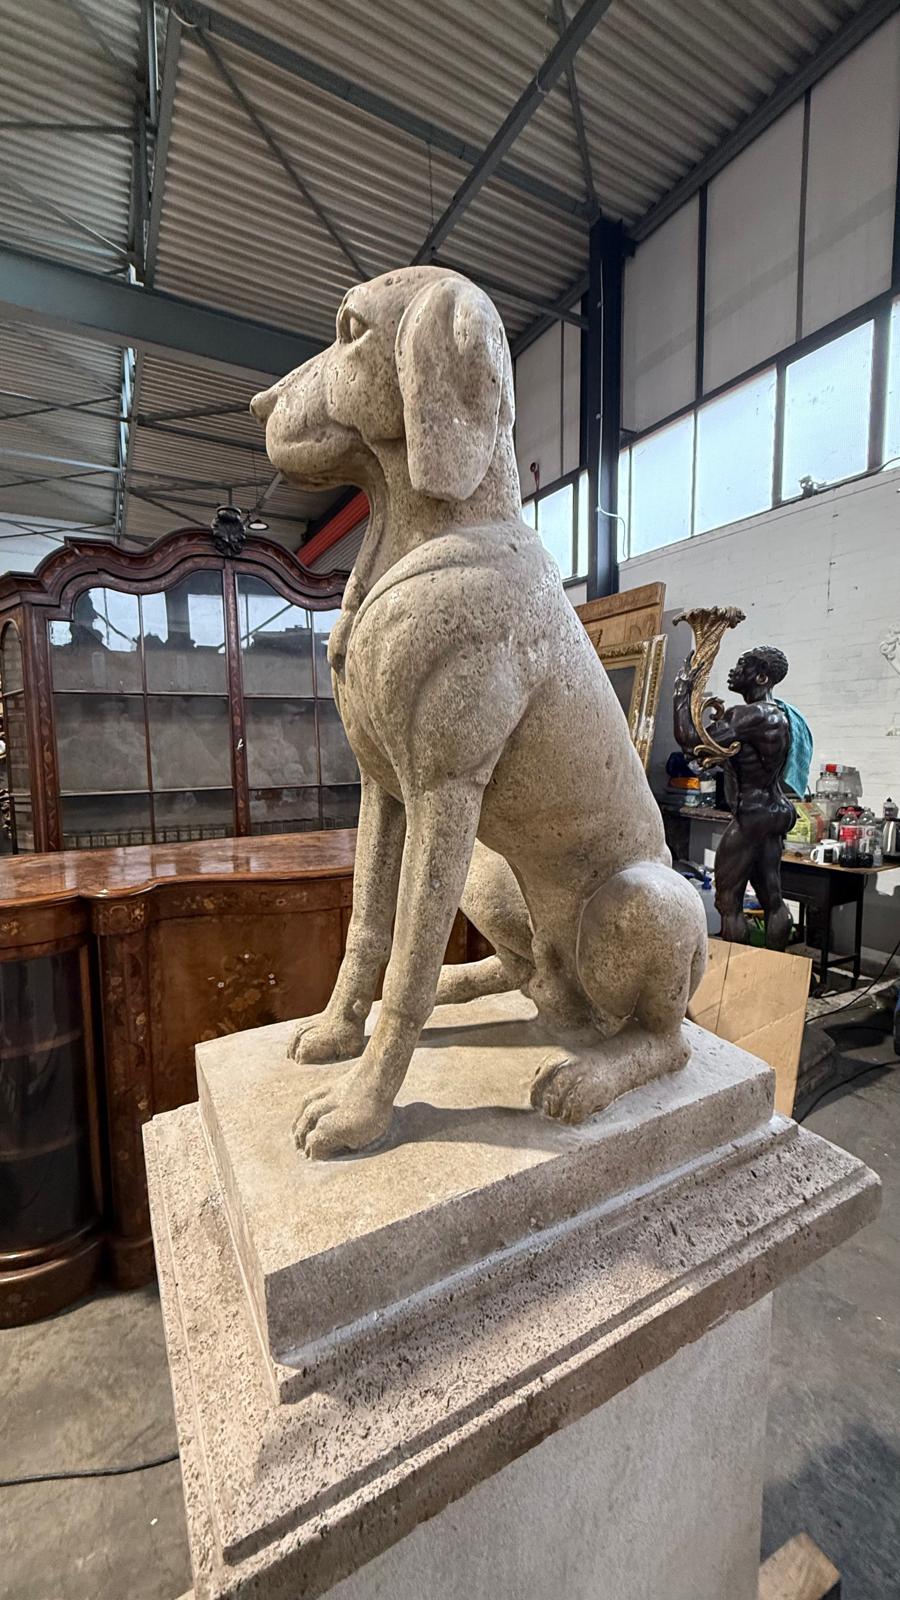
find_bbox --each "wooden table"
[781,851,897,989]
[0,830,477,1325]
[661,804,897,988]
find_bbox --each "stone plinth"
[145,996,879,1600]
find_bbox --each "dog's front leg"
[290,773,405,1063]
[293,780,482,1158]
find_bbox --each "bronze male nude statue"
[674,642,796,950]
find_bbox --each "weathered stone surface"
[145,1052,878,1600]
[249,267,709,1159]
[198,992,773,1379]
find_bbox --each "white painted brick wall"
[618,466,900,959]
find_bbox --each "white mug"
[811,841,841,864]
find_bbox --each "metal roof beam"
[553,0,597,207]
[0,120,134,134]
[509,271,591,358]
[197,32,368,280]
[633,0,900,242]
[145,11,182,285]
[430,257,588,327]
[0,246,325,378]
[411,0,614,263]
[169,2,593,223]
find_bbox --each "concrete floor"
[2,1015,898,1600]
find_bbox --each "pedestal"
[144,992,879,1600]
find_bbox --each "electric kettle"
[881,818,900,858]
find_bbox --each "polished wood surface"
[0,829,358,909]
[0,828,479,1322]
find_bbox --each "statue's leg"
[290,774,405,1063]
[750,834,793,952]
[435,840,535,1004]
[531,862,707,1125]
[714,822,754,943]
[293,779,483,1158]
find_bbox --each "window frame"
[617,285,900,561]
[521,465,588,581]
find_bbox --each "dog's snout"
[250,384,278,425]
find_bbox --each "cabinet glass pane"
[0,949,95,1252]
[55,693,148,792]
[1,621,24,694]
[49,588,142,692]
[9,798,34,853]
[141,572,227,693]
[249,787,321,835]
[237,575,313,697]
[60,792,152,849]
[321,784,361,829]
[4,697,29,792]
[153,788,233,840]
[147,695,231,790]
[244,699,318,787]
[317,699,359,784]
[313,609,341,698]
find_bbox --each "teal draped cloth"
[774,698,813,797]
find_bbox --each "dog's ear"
[395,276,509,500]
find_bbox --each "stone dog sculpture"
[251,267,707,1159]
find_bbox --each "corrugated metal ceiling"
[0,0,879,546]
[124,350,336,543]
[0,321,121,527]
[0,0,142,273]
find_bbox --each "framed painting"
[598,635,667,770]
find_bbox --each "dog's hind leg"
[435,840,536,1003]
[531,862,707,1124]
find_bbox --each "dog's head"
[250,267,515,501]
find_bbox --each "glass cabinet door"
[1,621,33,852]
[49,577,235,848]
[236,577,360,834]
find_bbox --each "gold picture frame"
[598,635,667,771]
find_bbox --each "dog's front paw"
[292,1076,393,1160]
[287,1013,365,1064]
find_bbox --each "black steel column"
[586,217,625,599]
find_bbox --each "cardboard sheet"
[687,941,812,1115]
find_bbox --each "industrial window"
[885,298,900,469]
[781,320,874,498]
[536,482,574,574]
[521,472,589,580]
[694,370,776,535]
[629,414,694,557]
[616,449,631,562]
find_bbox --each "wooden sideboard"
[0,830,477,1325]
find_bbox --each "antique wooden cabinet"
[0,832,483,1326]
[0,526,359,854]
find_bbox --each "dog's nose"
[250,384,278,424]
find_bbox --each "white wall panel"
[704,105,803,392]
[803,16,900,336]
[622,198,698,432]
[514,319,582,495]
[562,321,582,477]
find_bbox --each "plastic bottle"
[884,797,899,821]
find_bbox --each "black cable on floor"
[0,1450,179,1488]
[812,933,900,1020]
[797,1060,898,1125]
